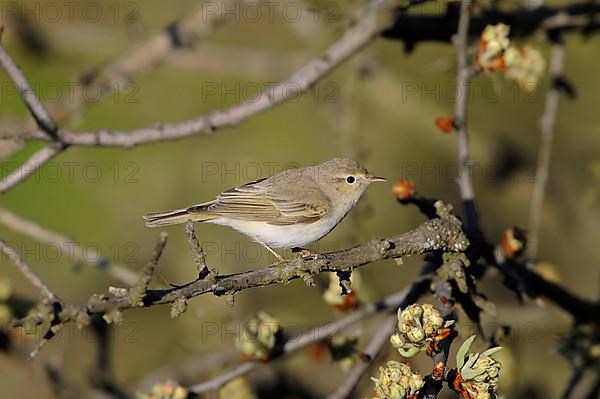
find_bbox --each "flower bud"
[371,361,425,399]
[235,312,280,360]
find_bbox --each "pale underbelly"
[208,216,340,248]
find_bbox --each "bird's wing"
[188,177,329,225]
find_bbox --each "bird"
[143,158,385,261]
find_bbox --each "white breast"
[207,204,352,248]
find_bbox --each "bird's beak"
[366,174,386,183]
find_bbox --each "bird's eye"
[346,176,355,184]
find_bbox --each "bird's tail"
[143,206,214,227]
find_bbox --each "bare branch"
[0,144,63,194]
[529,44,566,257]
[0,208,138,285]
[0,41,57,135]
[0,240,59,302]
[3,0,394,147]
[49,0,238,123]
[452,0,479,232]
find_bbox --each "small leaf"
[481,346,503,358]
[456,335,477,369]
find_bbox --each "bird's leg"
[292,247,320,259]
[257,241,286,263]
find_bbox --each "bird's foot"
[257,241,286,263]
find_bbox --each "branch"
[48,0,236,123]
[0,144,63,194]
[452,0,479,234]
[1,0,394,147]
[8,205,467,330]
[89,210,467,314]
[327,315,397,399]
[381,1,600,50]
[528,43,566,257]
[400,188,600,324]
[0,207,139,285]
[495,256,600,324]
[0,39,67,194]
[0,41,57,135]
[0,240,59,302]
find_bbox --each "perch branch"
[8,206,467,330]
[90,211,467,313]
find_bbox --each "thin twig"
[0,144,63,194]
[184,221,210,278]
[0,42,57,135]
[529,44,565,257]
[0,39,67,194]
[0,240,59,302]
[48,0,239,123]
[0,208,138,285]
[129,233,168,304]
[452,0,478,232]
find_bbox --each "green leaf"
[456,335,477,369]
[481,346,503,358]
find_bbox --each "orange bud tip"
[435,116,455,133]
[392,179,417,201]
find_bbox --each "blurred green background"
[1,0,599,398]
